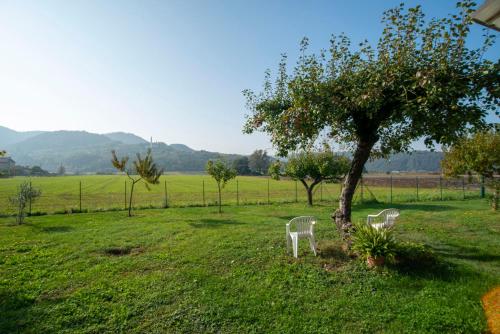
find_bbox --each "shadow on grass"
[40,226,74,233]
[27,224,74,233]
[0,290,35,333]
[433,244,500,263]
[389,243,484,282]
[353,202,456,212]
[188,219,244,229]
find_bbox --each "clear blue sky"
[0,0,498,154]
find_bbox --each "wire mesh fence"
[0,174,492,215]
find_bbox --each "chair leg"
[286,235,291,254]
[293,236,298,258]
[309,235,317,256]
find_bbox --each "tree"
[9,181,41,224]
[57,165,66,176]
[111,149,163,217]
[0,150,5,156]
[233,156,251,175]
[269,148,350,206]
[442,130,499,210]
[248,149,271,175]
[206,159,236,213]
[30,166,49,176]
[243,1,498,243]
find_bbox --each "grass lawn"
[0,199,498,333]
[0,175,482,215]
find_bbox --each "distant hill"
[0,126,44,146]
[104,132,148,145]
[1,126,445,173]
[2,127,240,173]
[365,151,444,173]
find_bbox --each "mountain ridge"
[1,126,444,173]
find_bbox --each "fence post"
[390,175,393,204]
[236,180,239,206]
[79,181,82,212]
[295,180,298,203]
[165,180,168,208]
[416,177,419,202]
[29,181,32,216]
[202,180,206,206]
[462,176,466,200]
[480,175,485,198]
[267,178,270,204]
[440,176,443,201]
[124,181,127,210]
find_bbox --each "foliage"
[232,156,252,175]
[269,147,350,205]
[243,0,498,241]
[0,150,5,156]
[206,159,237,213]
[248,149,271,175]
[352,223,397,260]
[9,181,41,224]
[111,149,163,216]
[442,130,500,210]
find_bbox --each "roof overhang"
[472,0,500,32]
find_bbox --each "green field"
[0,175,483,215]
[0,199,498,333]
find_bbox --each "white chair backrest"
[381,209,399,224]
[289,216,316,236]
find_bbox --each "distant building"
[0,157,15,176]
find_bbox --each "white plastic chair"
[367,209,400,230]
[286,216,317,258]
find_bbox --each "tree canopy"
[269,147,350,205]
[243,0,498,242]
[441,130,499,210]
[248,150,271,175]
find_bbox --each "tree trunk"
[334,139,375,245]
[300,179,321,206]
[306,188,313,206]
[128,181,135,217]
[218,183,222,213]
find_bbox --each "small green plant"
[9,181,41,224]
[206,159,236,213]
[111,149,163,217]
[351,223,397,266]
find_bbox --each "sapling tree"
[269,147,350,206]
[111,149,163,217]
[442,130,500,210]
[243,1,498,243]
[206,159,236,213]
[10,181,41,224]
